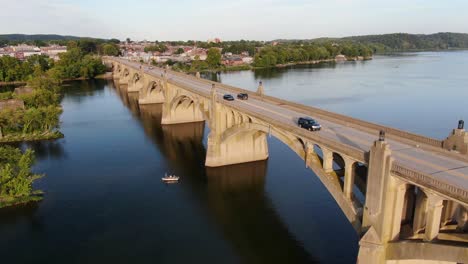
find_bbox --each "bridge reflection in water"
[115,83,319,263]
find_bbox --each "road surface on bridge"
[118,59,468,194]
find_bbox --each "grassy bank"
[0,191,43,208]
[0,131,63,143]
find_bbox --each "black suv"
[298,117,321,131]
[237,93,248,100]
[223,94,235,101]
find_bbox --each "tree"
[175,48,185,54]
[206,48,222,68]
[109,38,120,44]
[0,146,42,200]
[22,108,42,133]
[101,44,120,56]
[77,39,100,54]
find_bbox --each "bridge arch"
[161,92,205,124]
[122,68,129,79]
[219,121,306,158]
[128,72,144,92]
[139,80,165,104]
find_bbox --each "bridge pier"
[322,147,334,173]
[424,193,444,241]
[359,139,408,263]
[343,157,356,200]
[205,86,268,167]
[161,82,205,125]
[138,79,165,105]
[443,120,468,154]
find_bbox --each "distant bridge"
[104,57,468,264]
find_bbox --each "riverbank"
[0,81,27,87]
[0,191,44,208]
[0,131,63,143]
[0,74,113,88]
[184,56,373,74]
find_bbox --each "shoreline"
[186,57,372,74]
[0,73,113,87]
[0,131,64,143]
[0,192,43,209]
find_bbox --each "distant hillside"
[274,32,468,52]
[342,32,468,51]
[0,34,85,41]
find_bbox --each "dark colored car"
[237,93,248,100]
[223,94,235,101]
[298,117,321,131]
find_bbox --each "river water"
[0,51,466,264]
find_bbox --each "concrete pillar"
[322,147,334,173]
[357,227,385,264]
[456,206,468,231]
[443,120,468,154]
[390,182,408,240]
[304,142,315,168]
[424,192,444,241]
[343,157,355,199]
[413,189,428,234]
[362,139,393,230]
[441,200,457,226]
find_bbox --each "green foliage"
[252,42,372,68]
[16,88,60,108]
[0,55,53,82]
[190,56,209,72]
[101,43,120,56]
[144,44,168,53]
[0,71,62,138]
[0,146,43,204]
[206,48,222,68]
[109,38,120,44]
[0,105,62,135]
[175,48,185,54]
[330,33,468,52]
[0,92,13,100]
[52,47,106,79]
[80,55,106,78]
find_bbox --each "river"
[0,51,466,264]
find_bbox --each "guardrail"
[391,163,468,204]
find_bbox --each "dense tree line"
[144,44,168,53]
[0,55,53,82]
[49,45,106,79]
[0,146,43,207]
[253,42,373,68]
[341,33,468,52]
[0,74,62,137]
[0,43,109,82]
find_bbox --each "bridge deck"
[115,59,468,200]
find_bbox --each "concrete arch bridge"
[105,57,468,264]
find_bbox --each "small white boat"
[162,173,179,183]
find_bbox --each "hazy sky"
[1,0,467,41]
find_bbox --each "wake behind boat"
[162,173,179,183]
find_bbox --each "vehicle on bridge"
[298,117,321,131]
[237,93,248,100]
[223,94,235,101]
